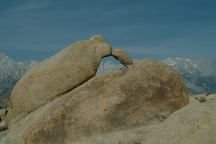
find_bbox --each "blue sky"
[0,0,216,61]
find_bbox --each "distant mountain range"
[0,53,215,100]
[162,58,216,94]
[0,53,37,99]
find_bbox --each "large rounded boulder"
[2,60,189,144]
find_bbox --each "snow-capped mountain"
[162,58,216,94]
[0,53,37,98]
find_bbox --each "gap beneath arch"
[97,56,125,75]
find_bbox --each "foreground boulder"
[6,35,133,127]
[75,94,216,144]
[1,60,188,144]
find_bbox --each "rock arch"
[6,35,133,127]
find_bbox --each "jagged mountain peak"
[0,52,37,99]
[162,58,216,94]
[163,58,216,75]
[163,58,200,74]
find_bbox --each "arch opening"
[97,56,126,75]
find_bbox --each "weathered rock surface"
[0,121,7,132]
[112,48,133,66]
[0,109,7,118]
[0,130,7,141]
[74,94,216,144]
[0,109,8,132]
[1,60,188,144]
[6,35,114,126]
